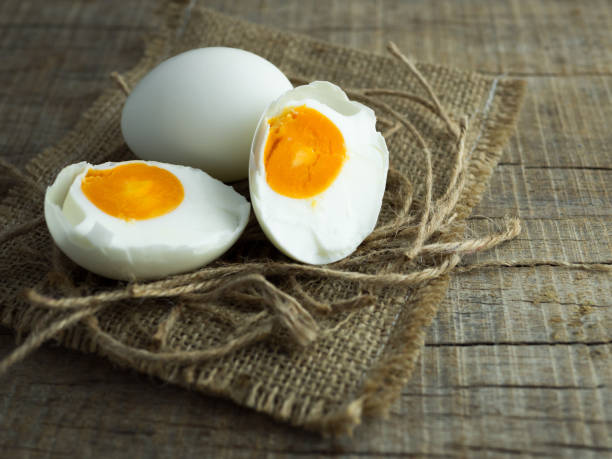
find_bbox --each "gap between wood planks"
[426,340,612,347]
[497,163,612,172]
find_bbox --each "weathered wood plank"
[503,76,612,168]
[1,336,609,458]
[474,166,612,218]
[466,217,610,263]
[208,0,612,76]
[0,0,155,169]
[432,266,611,344]
[400,344,611,456]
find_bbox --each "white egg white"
[45,160,250,281]
[249,81,389,265]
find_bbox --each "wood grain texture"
[0,0,610,457]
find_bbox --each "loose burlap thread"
[0,1,545,434]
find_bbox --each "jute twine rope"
[1,43,608,377]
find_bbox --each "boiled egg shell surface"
[45,160,250,281]
[249,81,389,265]
[120,47,293,182]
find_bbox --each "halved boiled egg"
[249,81,389,264]
[45,160,250,281]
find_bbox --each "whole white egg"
[249,81,389,265]
[121,47,293,182]
[45,160,250,281]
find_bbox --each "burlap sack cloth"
[0,2,525,434]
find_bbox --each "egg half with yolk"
[249,81,389,264]
[45,160,250,281]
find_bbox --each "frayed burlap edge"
[312,78,528,435]
[0,1,528,435]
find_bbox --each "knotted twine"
[2,2,593,435]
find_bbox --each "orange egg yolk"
[81,163,184,221]
[264,105,347,199]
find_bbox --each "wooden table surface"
[1,1,610,457]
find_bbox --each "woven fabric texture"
[0,2,525,434]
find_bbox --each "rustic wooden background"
[1,0,610,457]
